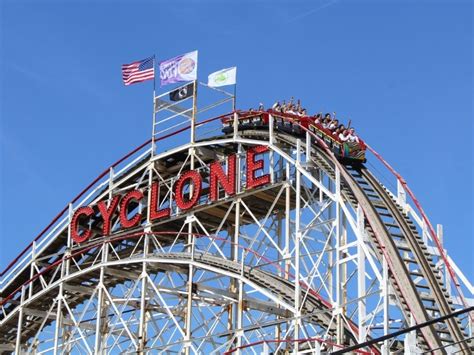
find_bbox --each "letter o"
[175,171,202,211]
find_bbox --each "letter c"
[71,206,94,243]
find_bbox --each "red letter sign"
[97,195,120,236]
[209,154,236,202]
[71,206,94,243]
[120,190,144,228]
[175,171,202,210]
[246,145,270,189]
[150,182,170,221]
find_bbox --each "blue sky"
[0,0,472,284]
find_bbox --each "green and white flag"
[208,67,237,87]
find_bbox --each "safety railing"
[0,141,153,289]
[2,109,471,322]
[0,111,233,292]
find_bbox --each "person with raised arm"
[313,113,322,125]
[272,101,281,112]
[329,119,339,130]
[322,113,332,128]
[339,129,350,142]
[348,128,360,143]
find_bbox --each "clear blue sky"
[1,0,472,283]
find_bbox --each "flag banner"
[208,67,237,87]
[122,56,155,86]
[169,83,194,102]
[159,50,198,86]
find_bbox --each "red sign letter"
[175,171,202,210]
[246,145,270,189]
[209,155,236,202]
[150,182,170,221]
[71,206,94,243]
[97,195,120,236]
[120,190,144,228]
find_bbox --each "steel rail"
[0,138,152,278]
[312,159,449,351]
[0,149,379,353]
[1,110,469,354]
[0,231,364,351]
[0,230,324,308]
[223,337,374,355]
[273,118,470,352]
[222,126,457,352]
[366,144,472,324]
[264,123,442,350]
[331,306,474,355]
[318,159,443,351]
[260,126,456,346]
[0,112,231,280]
[360,168,470,353]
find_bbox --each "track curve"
[272,129,471,353]
[1,118,471,354]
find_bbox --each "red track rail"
[366,144,473,323]
[223,337,374,354]
[0,113,229,279]
[0,229,379,354]
[1,109,469,345]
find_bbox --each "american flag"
[122,56,155,86]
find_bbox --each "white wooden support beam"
[15,286,25,354]
[305,131,311,164]
[293,139,302,354]
[357,205,367,343]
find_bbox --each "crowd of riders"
[252,98,360,144]
[313,112,360,143]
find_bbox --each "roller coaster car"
[221,110,367,163]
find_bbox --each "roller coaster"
[0,86,473,354]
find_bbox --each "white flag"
[208,67,237,87]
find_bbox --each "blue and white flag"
[159,50,198,86]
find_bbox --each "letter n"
[209,155,236,202]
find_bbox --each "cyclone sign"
[159,50,198,86]
[70,146,270,244]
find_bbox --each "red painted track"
[2,110,468,314]
[366,144,472,322]
[1,110,470,343]
[0,113,228,279]
[0,228,380,354]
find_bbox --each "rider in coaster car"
[339,129,350,142]
[328,119,339,130]
[272,101,281,112]
[313,113,323,125]
[322,114,332,129]
[348,128,360,143]
[286,104,296,115]
[332,124,346,137]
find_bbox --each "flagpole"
[233,84,237,111]
[153,55,156,95]
[191,79,198,145]
[151,55,157,157]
